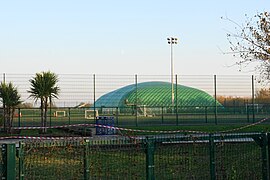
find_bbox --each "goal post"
[85,110,99,119]
[20,109,40,117]
[54,111,66,117]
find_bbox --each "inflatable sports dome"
[95,81,221,108]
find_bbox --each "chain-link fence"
[0,132,269,179]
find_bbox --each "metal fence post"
[247,105,250,123]
[175,74,178,125]
[209,134,216,180]
[161,106,164,124]
[93,74,96,119]
[2,143,16,180]
[68,107,71,125]
[205,106,208,123]
[3,73,5,83]
[252,75,255,123]
[253,133,269,180]
[135,74,138,127]
[3,73,6,131]
[261,133,269,180]
[49,100,52,127]
[84,139,90,180]
[233,99,236,114]
[116,107,119,126]
[17,142,25,180]
[145,137,155,180]
[18,108,21,127]
[214,75,217,125]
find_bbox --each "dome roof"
[95,81,221,107]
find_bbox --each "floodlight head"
[167,37,179,45]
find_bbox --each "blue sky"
[0,0,269,75]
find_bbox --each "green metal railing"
[1,132,270,179]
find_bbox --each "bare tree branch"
[223,12,270,83]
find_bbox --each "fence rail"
[0,132,270,179]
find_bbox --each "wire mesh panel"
[95,74,136,126]
[179,75,214,99]
[254,79,270,121]
[95,74,135,106]
[87,138,146,179]
[215,134,263,179]
[217,75,252,98]
[115,106,137,127]
[177,75,216,124]
[23,140,85,180]
[137,75,173,126]
[153,133,266,179]
[20,138,146,179]
[12,107,97,127]
[5,74,33,106]
[4,74,93,108]
[13,108,40,127]
[216,75,253,124]
[0,73,3,107]
[154,135,210,179]
[56,74,93,107]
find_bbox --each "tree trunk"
[5,107,11,134]
[40,99,45,133]
[5,107,8,133]
[3,104,6,132]
[9,107,15,134]
[44,98,48,133]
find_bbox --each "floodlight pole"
[167,37,178,107]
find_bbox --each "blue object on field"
[96,116,115,135]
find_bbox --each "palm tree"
[28,71,60,133]
[0,82,21,133]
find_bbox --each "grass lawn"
[0,123,269,137]
[121,123,270,135]
[0,128,85,137]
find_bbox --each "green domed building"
[95,81,221,108]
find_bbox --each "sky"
[0,0,269,75]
